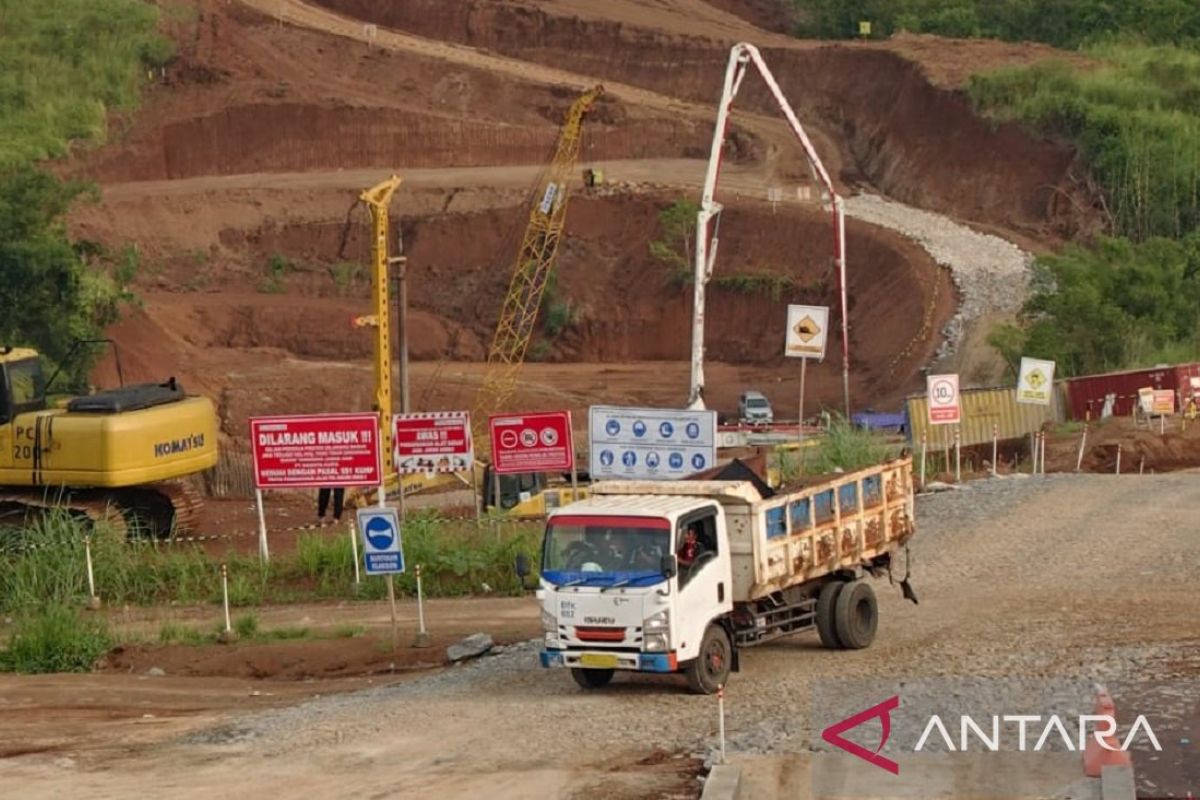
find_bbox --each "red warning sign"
[488,411,574,474]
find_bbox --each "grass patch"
[335,624,366,638]
[264,626,311,641]
[158,621,214,646]
[0,605,112,673]
[258,253,295,293]
[233,613,259,639]
[0,0,173,168]
[1,511,543,617]
[329,261,366,296]
[969,44,1200,241]
[775,416,893,481]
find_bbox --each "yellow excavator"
[0,345,217,536]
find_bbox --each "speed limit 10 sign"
[926,373,961,425]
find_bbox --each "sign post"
[250,412,383,564]
[1017,357,1056,406]
[785,304,830,464]
[358,505,405,652]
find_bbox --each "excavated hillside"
[66,0,1099,434]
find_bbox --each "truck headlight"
[644,633,669,652]
[541,609,557,633]
[644,610,669,633]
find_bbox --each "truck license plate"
[579,653,618,669]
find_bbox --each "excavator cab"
[0,351,47,423]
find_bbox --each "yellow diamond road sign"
[794,316,820,343]
[785,304,830,360]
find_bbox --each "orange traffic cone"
[1083,685,1132,777]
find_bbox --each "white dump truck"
[517,457,917,693]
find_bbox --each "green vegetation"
[258,253,296,294]
[0,0,173,168]
[329,261,366,296]
[775,416,893,481]
[0,0,170,384]
[0,509,543,616]
[713,272,806,301]
[233,613,259,639]
[791,0,1200,48]
[0,604,112,673]
[649,199,700,285]
[158,621,214,646]
[988,234,1200,377]
[969,45,1200,242]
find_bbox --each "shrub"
[0,605,112,673]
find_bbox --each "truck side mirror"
[515,553,531,579]
[660,554,678,579]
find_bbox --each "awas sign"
[393,411,473,473]
[489,411,574,474]
[250,413,381,489]
[926,374,961,425]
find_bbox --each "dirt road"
[3,473,1196,798]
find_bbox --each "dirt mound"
[1044,417,1200,474]
[314,0,1097,237]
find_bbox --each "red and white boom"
[688,42,849,417]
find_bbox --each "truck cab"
[537,494,735,693]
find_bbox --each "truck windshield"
[542,514,670,587]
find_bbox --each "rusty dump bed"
[591,457,916,603]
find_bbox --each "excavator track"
[0,481,205,540]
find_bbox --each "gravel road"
[844,193,1034,360]
[4,473,1197,799]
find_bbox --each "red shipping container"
[1064,362,1200,420]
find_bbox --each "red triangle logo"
[820,695,901,775]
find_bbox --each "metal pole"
[387,573,399,653]
[570,462,579,503]
[471,465,483,530]
[1039,431,1047,475]
[221,564,232,634]
[349,520,361,586]
[954,429,961,483]
[1029,433,1036,474]
[1139,456,1145,476]
[413,563,431,647]
[1115,443,1122,475]
[798,356,807,444]
[84,536,99,609]
[919,432,927,490]
[836,201,850,418]
[717,684,727,765]
[991,423,998,476]
[1075,423,1088,472]
[254,488,270,563]
[395,254,410,414]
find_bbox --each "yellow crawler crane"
[0,345,218,537]
[470,84,603,515]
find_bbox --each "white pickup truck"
[517,457,917,693]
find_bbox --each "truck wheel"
[815,580,844,649]
[570,668,614,689]
[685,625,732,694]
[833,581,878,650]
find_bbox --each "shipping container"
[1063,363,1200,420]
[905,385,1066,449]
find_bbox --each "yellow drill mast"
[356,175,403,482]
[472,84,603,449]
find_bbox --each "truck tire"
[815,580,844,649]
[833,580,878,650]
[685,625,732,694]
[570,668,615,689]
